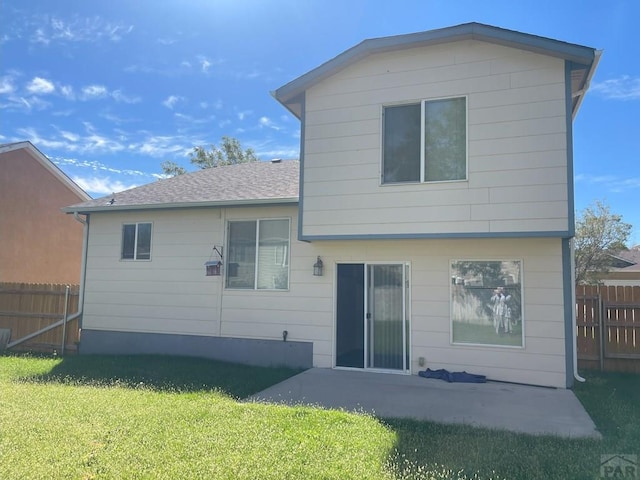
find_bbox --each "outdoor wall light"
[205,246,223,276]
[313,256,324,276]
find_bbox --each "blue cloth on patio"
[418,368,487,383]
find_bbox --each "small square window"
[122,223,152,260]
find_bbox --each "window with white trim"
[121,222,152,260]
[382,96,467,184]
[226,219,290,290]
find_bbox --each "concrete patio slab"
[248,368,601,439]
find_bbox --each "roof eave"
[572,49,602,119]
[64,196,299,214]
[274,22,597,110]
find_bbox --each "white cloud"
[81,84,108,99]
[198,55,212,73]
[30,15,134,46]
[576,173,640,193]
[85,133,125,153]
[78,84,139,103]
[259,116,281,131]
[237,110,253,121]
[99,111,136,124]
[0,76,15,94]
[17,125,125,154]
[111,89,141,104]
[52,109,74,117]
[591,75,640,100]
[162,95,183,109]
[59,84,74,99]
[32,28,49,45]
[16,127,69,149]
[26,76,55,94]
[200,99,223,110]
[59,130,80,142]
[54,156,146,177]
[133,135,192,157]
[72,176,138,195]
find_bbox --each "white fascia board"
[64,196,299,214]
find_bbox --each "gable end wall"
[301,40,569,238]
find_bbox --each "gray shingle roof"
[64,160,299,213]
[611,248,640,271]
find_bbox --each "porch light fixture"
[205,246,223,276]
[313,256,323,276]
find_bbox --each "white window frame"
[449,259,525,349]
[225,218,291,291]
[381,95,468,185]
[121,222,153,261]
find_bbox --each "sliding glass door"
[336,263,409,372]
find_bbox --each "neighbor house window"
[226,219,290,290]
[383,96,467,184]
[121,223,152,260]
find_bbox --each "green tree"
[574,200,632,284]
[161,136,258,177]
[160,160,187,177]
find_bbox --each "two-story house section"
[274,23,599,387]
[67,23,599,389]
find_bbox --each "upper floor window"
[226,218,290,290]
[382,96,467,184]
[122,222,152,260]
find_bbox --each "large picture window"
[383,97,466,184]
[226,219,290,290]
[121,222,152,260]
[450,260,523,348]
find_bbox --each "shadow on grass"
[383,418,602,480]
[18,353,304,399]
[382,370,639,480]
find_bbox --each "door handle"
[366,312,371,320]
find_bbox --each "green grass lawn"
[0,354,638,480]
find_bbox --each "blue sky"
[1,0,638,243]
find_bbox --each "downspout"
[571,238,585,383]
[73,211,89,328]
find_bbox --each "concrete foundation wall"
[79,329,313,369]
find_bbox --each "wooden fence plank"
[577,284,640,373]
[0,283,80,354]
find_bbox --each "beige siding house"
[66,23,600,388]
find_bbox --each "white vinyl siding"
[82,206,570,388]
[84,209,225,337]
[302,40,568,237]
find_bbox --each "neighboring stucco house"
[65,23,600,388]
[0,141,91,284]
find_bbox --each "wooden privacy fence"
[576,284,640,373]
[0,283,80,354]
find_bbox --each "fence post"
[598,289,604,372]
[61,285,69,356]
